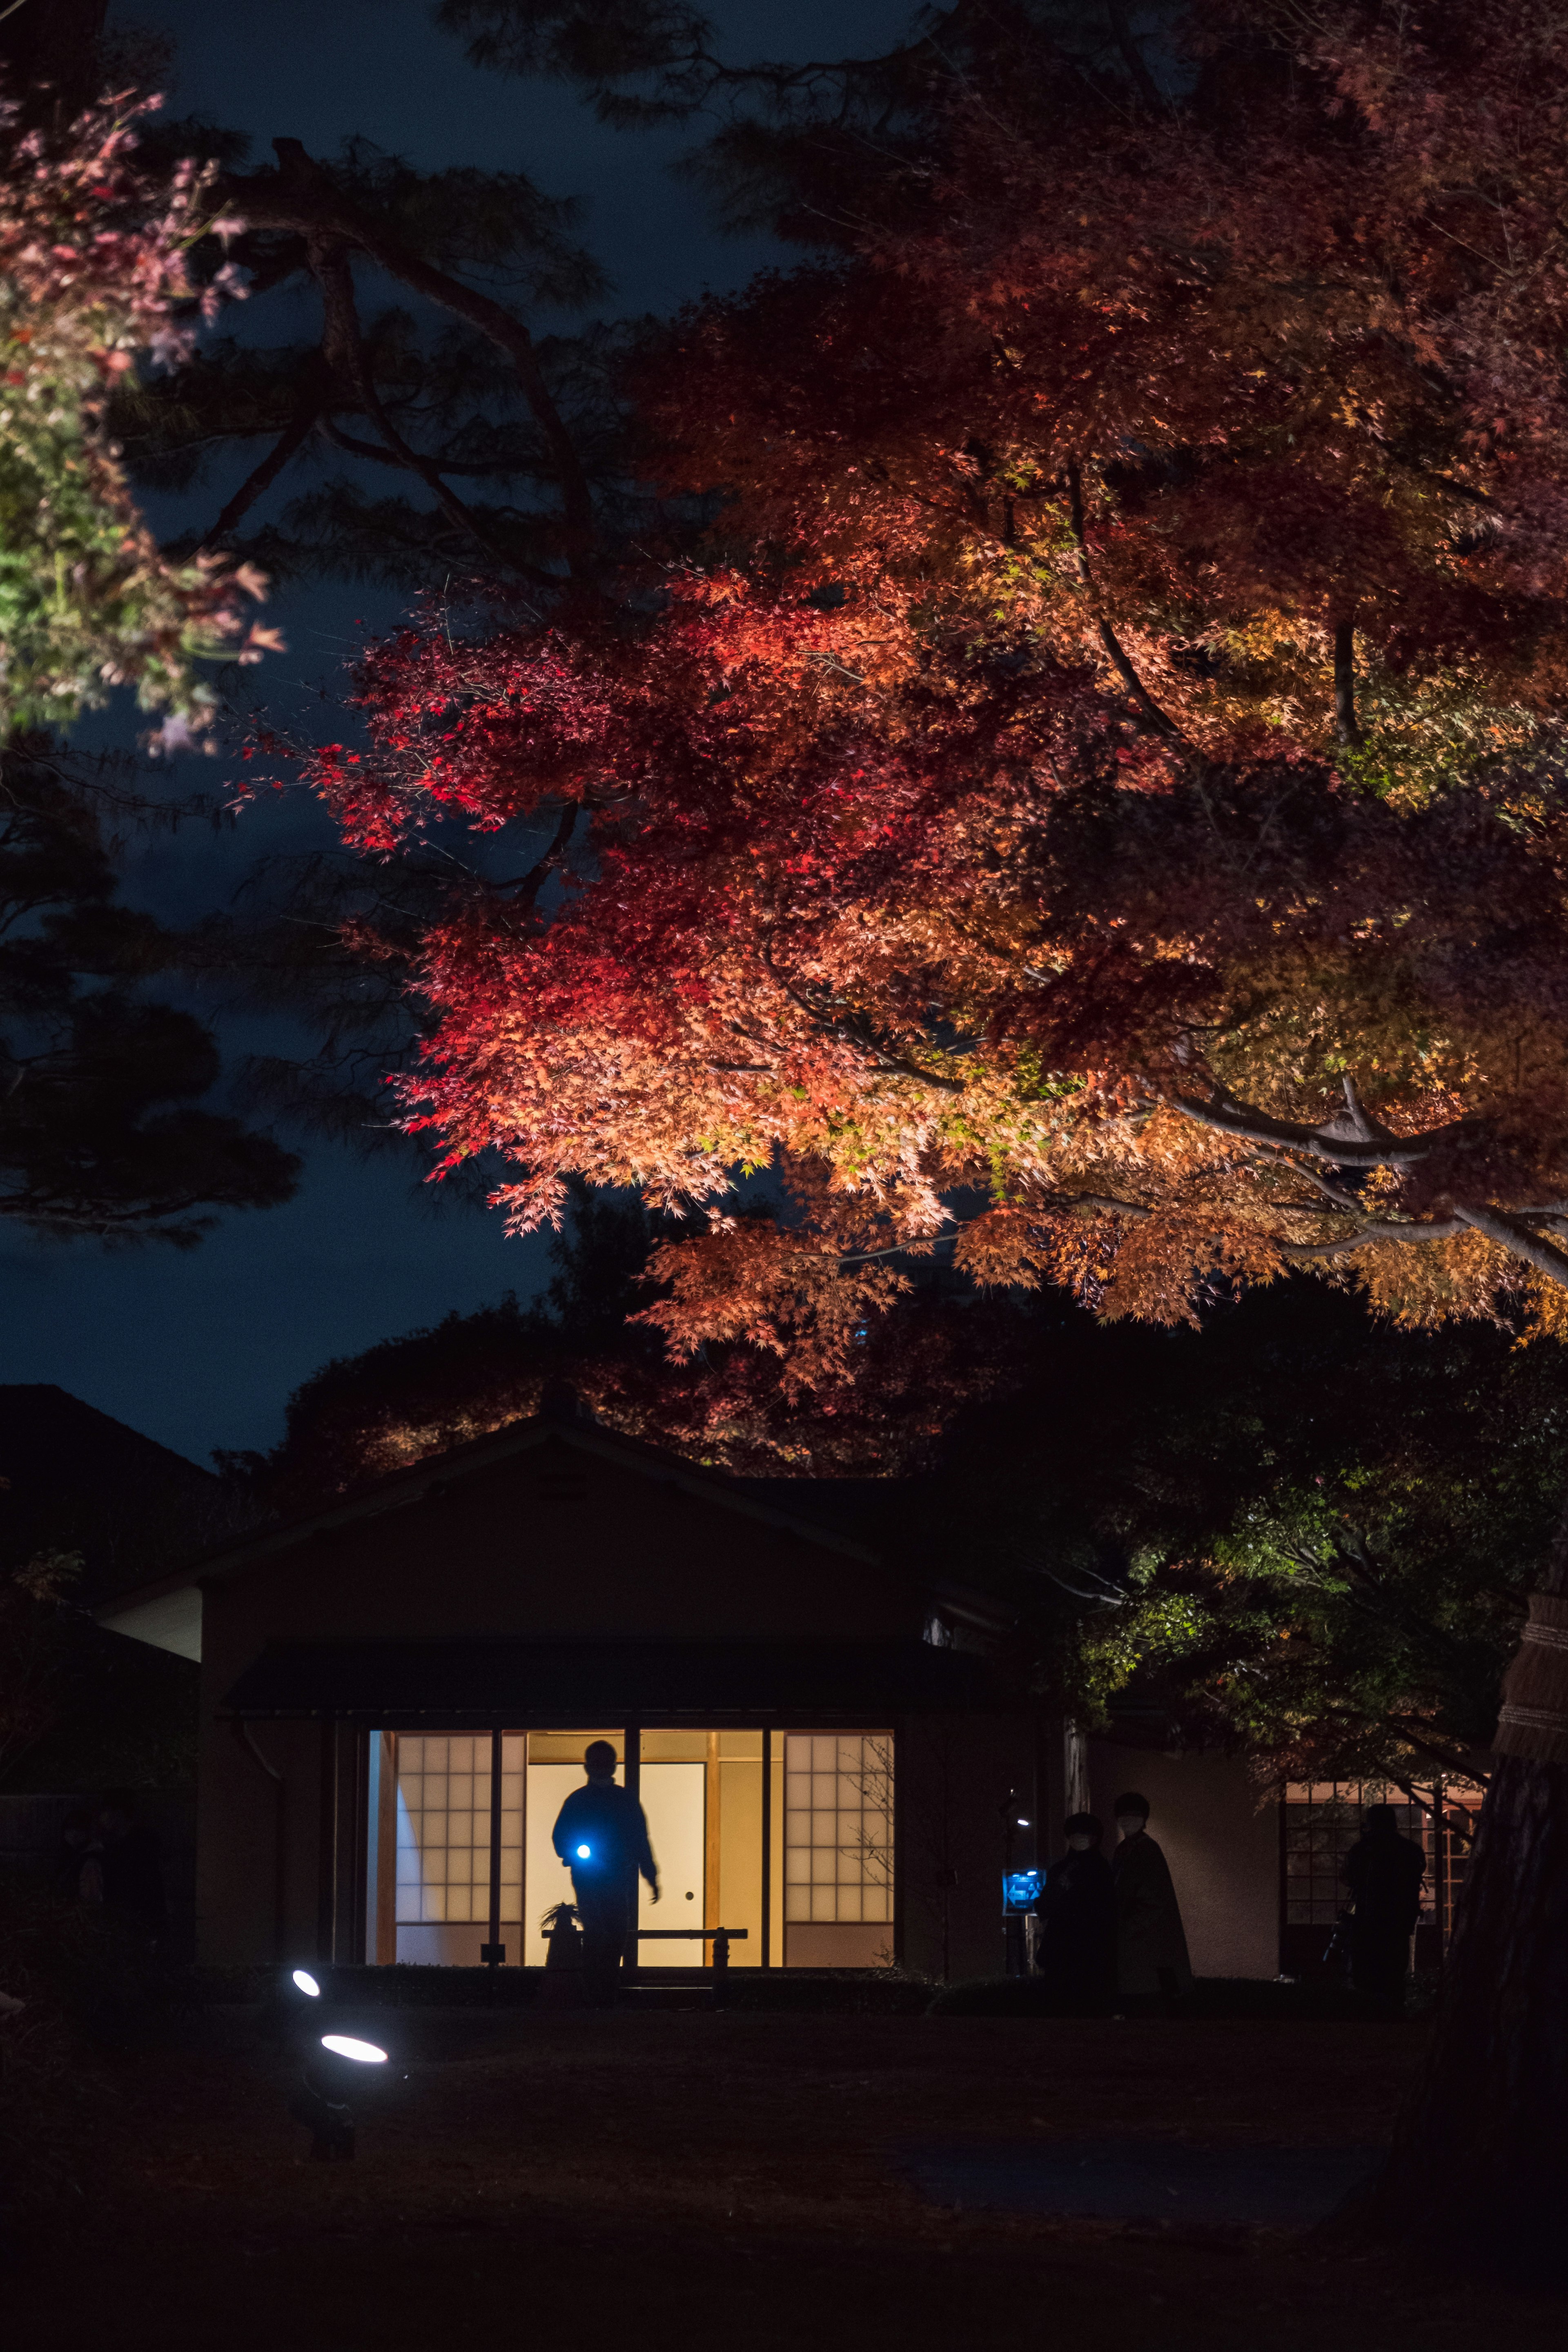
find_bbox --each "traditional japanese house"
[98,1401,1036,1979]
[96,1394,1462,1984]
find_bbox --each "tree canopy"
[228,1179,1004,1506]
[0,82,270,739]
[275,0,1568,1378]
[929,1283,1564,1786]
[0,739,300,1242]
[116,125,621,594]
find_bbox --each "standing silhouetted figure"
[550,1742,659,2004]
[55,1806,101,1906]
[97,1791,165,1944]
[1111,1792,1193,2007]
[1034,1813,1116,2007]
[1341,1802,1426,2012]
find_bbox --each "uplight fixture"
[291,1969,321,1997]
[291,2031,390,2160]
[321,2034,388,2065]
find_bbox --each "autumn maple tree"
[0,81,274,739]
[281,0,1568,2257]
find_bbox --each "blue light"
[1004,1869,1044,1910]
[576,1843,591,1860]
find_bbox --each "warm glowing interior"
[366,1726,895,1968]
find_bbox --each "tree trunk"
[1363,1498,1568,2274]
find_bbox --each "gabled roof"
[97,1408,893,1662]
[1,1383,216,1608]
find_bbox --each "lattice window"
[783,1733,893,1926]
[394,1733,522,1926]
[1282,1779,1484,1929]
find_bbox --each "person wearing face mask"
[1033,1813,1116,2007]
[1111,1792,1193,2008]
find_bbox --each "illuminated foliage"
[0,86,271,736]
[292,1,1568,1371]
[230,1184,1007,1506]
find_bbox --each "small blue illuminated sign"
[1004,1869,1044,1910]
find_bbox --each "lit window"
[395,1734,523,1929]
[783,1733,893,1926]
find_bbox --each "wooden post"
[350,1728,370,1964]
[316,1718,338,1963]
[376,1731,397,1964]
[481,1726,504,1967]
[705,1729,721,1937]
[760,1726,773,1971]
[623,1726,641,1982]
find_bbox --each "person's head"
[1064,1813,1103,1852]
[61,1807,94,1849]
[1363,1803,1400,1836]
[98,1789,137,1840]
[583,1741,618,1785]
[1113,1793,1150,1839]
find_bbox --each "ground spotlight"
[321,2034,388,2065]
[291,1968,321,1997]
[288,2031,390,2160]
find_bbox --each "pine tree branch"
[308,232,509,573]
[196,392,321,552]
[318,419,545,479]
[223,143,596,576]
[1103,0,1165,111]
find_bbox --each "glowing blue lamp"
[575,1843,592,1860]
[1004,1869,1044,1911]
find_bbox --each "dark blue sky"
[5,0,910,1464]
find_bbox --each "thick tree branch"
[1064,461,1186,743]
[503,800,578,910]
[760,939,967,1094]
[1333,617,1364,747]
[222,143,595,576]
[196,392,321,552]
[1383,1720,1492,1786]
[318,419,546,479]
[1104,0,1166,111]
[1454,1201,1568,1289]
[1172,1086,1475,1167]
[1280,1219,1467,1259]
[307,233,507,571]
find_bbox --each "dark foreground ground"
[9,2002,1560,2350]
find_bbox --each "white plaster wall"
[1086,1742,1278,1980]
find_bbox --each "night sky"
[4,0,909,1465]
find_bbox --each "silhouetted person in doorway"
[1341,1802,1426,2012]
[551,1743,659,2003]
[1035,1812,1116,2008]
[55,1806,101,1906]
[1111,1791,1193,2008]
[97,1791,165,1945]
